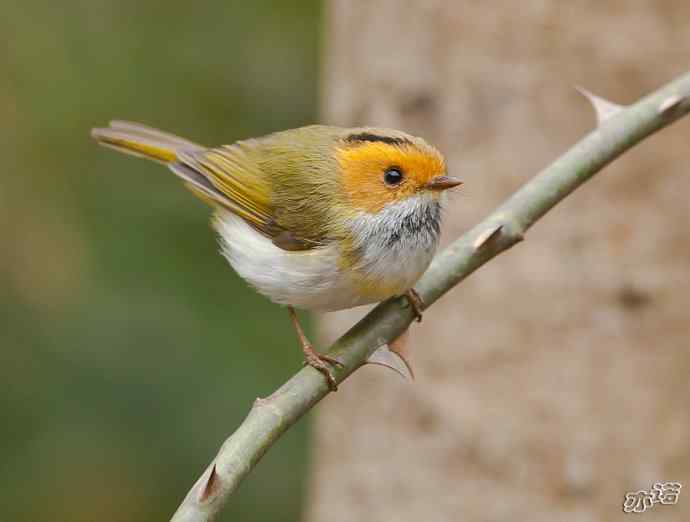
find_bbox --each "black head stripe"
[345,132,411,146]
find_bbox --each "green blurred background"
[1,1,321,520]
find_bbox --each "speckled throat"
[345,194,443,297]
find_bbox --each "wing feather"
[93,121,341,251]
[176,146,276,237]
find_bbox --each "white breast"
[346,194,440,297]
[213,194,441,312]
[213,211,367,310]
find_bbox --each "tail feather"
[91,120,238,211]
[108,120,202,150]
[91,121,203,164]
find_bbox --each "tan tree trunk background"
[309,2,690,521]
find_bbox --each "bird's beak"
[425,175,463,191]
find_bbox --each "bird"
[91,121,461,390]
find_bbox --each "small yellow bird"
[91,121,461,389]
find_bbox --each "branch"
[171,72,690,521]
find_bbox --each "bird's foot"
[288,305,343,391]
[302,344,344,391]
[405,288,425,322]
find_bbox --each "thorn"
[366,333,414,381]
[575,86,624,125]
[198,463,220,503]
[658,94,685,117]
[390,328,413,378]
[473,224,503,249]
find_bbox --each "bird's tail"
[90,120,204,164]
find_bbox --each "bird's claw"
[405,289,425,322]
[303,348,343,391]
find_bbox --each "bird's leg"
[287,306,343,391]
[405,288,425,322]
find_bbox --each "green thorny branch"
[171,72,690,521]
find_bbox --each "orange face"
[336,137,448,214]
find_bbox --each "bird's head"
[335,128,460,215]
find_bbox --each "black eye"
[383,167,404,186]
